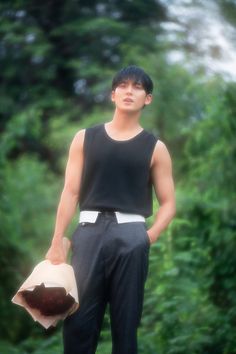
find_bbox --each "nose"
[126,84,133,94]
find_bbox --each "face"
[111,79,152,112]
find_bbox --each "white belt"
[79,210,145,224]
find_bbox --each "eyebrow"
[118,79,144,86]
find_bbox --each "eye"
[118,82,126,88]
[135,83,143,89]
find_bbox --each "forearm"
[51,188,79,244]
[147,201,176,243]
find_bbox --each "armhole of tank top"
[149,136,159,168]
[83,125,100,154]
[83,128,90,156]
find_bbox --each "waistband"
[79,210,145,224]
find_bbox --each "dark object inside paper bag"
[21,283,75,316]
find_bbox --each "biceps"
[64,151,84,196]
[152,162,175,204]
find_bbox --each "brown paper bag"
[12,238,79,329]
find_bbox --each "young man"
[46,65,176,354]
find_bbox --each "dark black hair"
[112,65,154,94]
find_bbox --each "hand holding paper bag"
[12,238,79,329]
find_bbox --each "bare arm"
[147,140,176,244]
[45,129,85,263]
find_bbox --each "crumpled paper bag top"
[12,259,79,329]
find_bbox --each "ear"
[111,90,115,102]
[144,94,152,106]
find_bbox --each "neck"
[111,108,141,130]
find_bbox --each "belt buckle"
[101,211,115,217]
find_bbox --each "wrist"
[147,228,160,243]
[51,235,64,245]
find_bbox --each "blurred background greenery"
[0,0,236,353]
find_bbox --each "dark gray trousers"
[63,212,150,354]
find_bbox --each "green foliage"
[0,331,63,354]
[0,155,61,343]
[0,156,60,256]
[219,0,236,26]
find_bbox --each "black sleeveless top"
[79,124,158,217]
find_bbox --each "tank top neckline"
[103,123,145,143]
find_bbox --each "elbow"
[159,199,176,221]
[165,199,176,221]
[62,184,80,202]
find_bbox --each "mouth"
[123,98,134,103]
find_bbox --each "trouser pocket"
[141,223,150,247]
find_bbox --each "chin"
[120,107,138,113]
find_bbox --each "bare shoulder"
[73,129,86,144]
[70,129,86,151]
[155,140,168,151]
[151,140,172,166]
